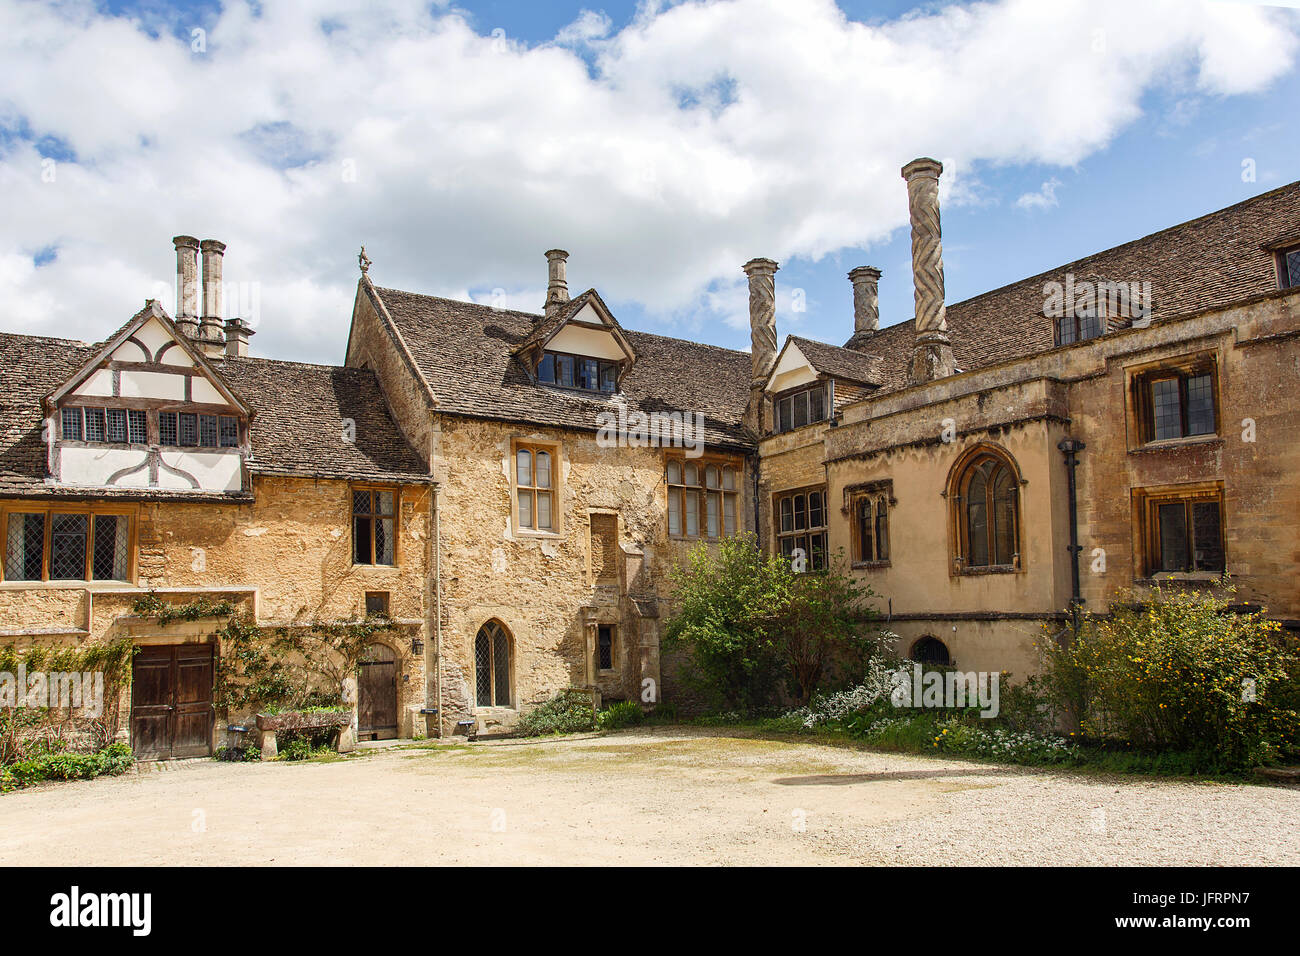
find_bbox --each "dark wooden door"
[358,643,397,740]
[131,644,214,759]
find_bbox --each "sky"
[1,0,1299,365]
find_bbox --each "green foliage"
[214,743,262,762]
[597,700,644,730]
[1039,583,1300,769]
[216,614,391,715]
[0,743,133,792]
[275,729,337,761]
[663,533,879,713]
[516,688,596,737]
[132,593,236,625]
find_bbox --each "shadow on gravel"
[771,768,1009,786]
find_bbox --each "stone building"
[2,163,1298,755]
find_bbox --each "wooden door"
[131,644,214,759]
[357,643,398,740]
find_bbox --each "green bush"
[275,729,336,761]
[597,701,644,730]
[1040,584,1300,769]
[1,743,134,792]
[516,689,596,737]
[214,744,262,762]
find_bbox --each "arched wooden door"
[357,642,398,740]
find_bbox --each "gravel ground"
[1,727,1296,866]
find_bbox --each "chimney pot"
[544,249,569,317]
[901,157,955,383]
[172,235,200,338]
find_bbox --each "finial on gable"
[358,246,372,275]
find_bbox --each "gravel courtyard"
[3,727,1296,866]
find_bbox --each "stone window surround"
[1131,480,1226,581]
[1123,349,1221,451]
[943,442,1025,577]
[0,501,138,585]
[842,480,894,570]
[665,453,742,541]
[773,484,829,571]
[509,437,564,538]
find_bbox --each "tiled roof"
[0,332,426,499]
[786,335,883,386]
[216,356,428,483]
[371,285,754,448]
[842,178,1300,393]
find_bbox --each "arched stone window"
[910,636,951,666]
[475,620,512,708]
[948,444,1022,572]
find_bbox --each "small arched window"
[951,447,1021,571]
[910,636,951,666]
[475,621,512,708]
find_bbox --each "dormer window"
[1280,246,1300,290]
[773,383,828,433]
[1055,310,1104,346]
[537,351,618,393]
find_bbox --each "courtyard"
[2,727,1296,866]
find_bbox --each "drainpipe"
[434,482,444,739]
[1057,438,1086,636]
[749,448,762,551]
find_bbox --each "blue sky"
[2,0,1299,362]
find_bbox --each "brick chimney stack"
[902,158,956,383]
[198,239,227,358]
[743,257,779,433]
[173,236,200,339]
[544,249,569,317]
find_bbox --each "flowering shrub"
[849,714,1078,765]
[1039,584,1300,768]
[788,656,901,729]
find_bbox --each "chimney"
[198,239,227,357]
[743,257,780,433]
[901,158,956,383]
[172,236,200,339]
[848,265,882,339]
[224,318,254,358]
[544,249,569,317]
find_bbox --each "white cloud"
[1015,178,1063,211]
[0,0,1296,362]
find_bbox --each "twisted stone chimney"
[544,249,569,317]
[847,266,882,343]
[743,257,779,433]
[902,158,956,383]
[173,236,200,339]
[198,239,227,357]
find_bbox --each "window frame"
[0,502,137,584]
[474,620,513,709]
[847,482,893,568]
[774,485,829,571]
[772,382,830,434]
[1277,245,1300,290]
[537,350,621,394]
[596,624,616,674]
[665,454,741,541]
[351,485,399,567]
[946,445,1023,576]
[58,403,240,449]
[512,439,561,535]
[1133,483,1226,579]
[1128,354,1220,448]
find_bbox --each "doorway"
[358,642,398,740]
[130,643,215,759]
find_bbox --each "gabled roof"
[370,285,753,448]
[45,299,250,416]
[843,178,1300,394]
[0,331,427,499]
[780,335,883,387]
[510,288,637,365]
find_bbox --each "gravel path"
[1,727,1295,866]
